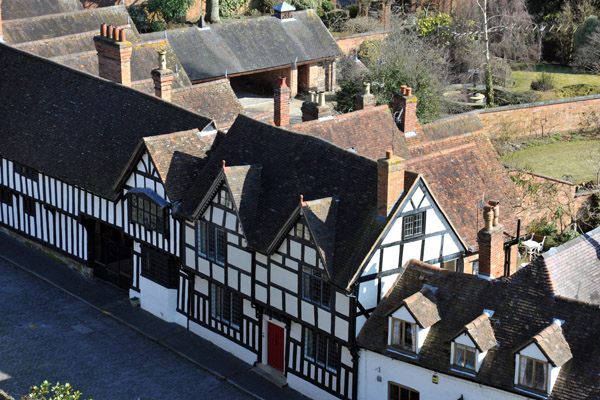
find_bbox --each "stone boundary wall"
[472,94,600,139]
[0,389,15,400]
[335,31,390,57]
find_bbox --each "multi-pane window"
[295,221,311,241]
[198,220,226,264]
[141,245,178,288]
[519,355,548,392]
[391,318,415,352]
[389,382,419,400]
[13,162,39,181]
[130,194,166,234]
[454,343,477,370]
[0,187,13,206]
[218,189,233,209]
[403,212,425,239]
[23,197,36,217]
[302,265,331,309]
[304,328,339,373]
[210,283,242,329]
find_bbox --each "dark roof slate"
[357,260,600,399]
[302,197,337,273]
[143,129,218,201]
[172,79,243,130]
[2,0,83,20]
[141,10,340,82]
[537,226,600,304]
[12,30,98,58]
[224,165,262,237]
[2,6,131,45]
[0,44,212,199]
[178,115,383,287]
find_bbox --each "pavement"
[0,231,308,400]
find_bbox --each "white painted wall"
[287,374,341,400]
[189,320,257,365]
[139,276,178,322]
[359,350,527,400]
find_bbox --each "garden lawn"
[512,64,600,93]
[502,140,600,184]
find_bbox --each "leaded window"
[403,212,425,239]
[210,283,242,329]
[389,382,419,400]
[13,162,39,181]
[141,245,179,288]
[295,221,311,241]
[0,187,13,206]
[301,265,331,309]
[198,220,226,265]
[391,317,415,352]
[23,197,36,217]
[519,355,548,392]
[130,194,166,234]
[218,189,233,209]
[454,343,477,370]
[303,328,339,373]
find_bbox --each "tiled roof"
[224,165,262,237]
[536,226,600,304]
[171,80,244,130]
[2,0,83,20]
[140,10,340,82]
[2,6,131,45]
[142,129,219,201]
[456,313,497,352]
[0,44,212,199]
[12,30,98,58]
[529,322,573,367]
[302,197,337,274]
[393,288,440,328]
[291,106,518,250]
[178,115,384,287]
[288,106,410,160]
[357,259,600,399]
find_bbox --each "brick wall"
[477,226,505,278]
[474,94,600,139]
[335,31,390,57]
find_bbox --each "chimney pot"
[406,87,412,96]
[363,82,371,95]
[400,85,407,95]
[318,92,326,107]
[119,28,126,42]
[112,26,119,40]
[279,76,288,88]
[386,149,392,159]
[309,91,315,103]
[101,23,107,36]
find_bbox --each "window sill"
[386,346,417,359]
[301,297,331,311]
[514,386,549,399]
[450,367,476,377]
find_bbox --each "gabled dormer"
[450,310,497,374]
[514,319,572,396]
[386,286,440,356]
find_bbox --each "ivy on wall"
[219,0,248,17]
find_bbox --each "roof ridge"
[2,5,127,24]
[11,29,98,47]
[143,128,201,143]
[50,50,96,61]
[407,140,478,163]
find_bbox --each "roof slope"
[530,322,573,367]
[224,165,262,236]
[141,10,340,82]
[396,288,440,328]
[358,260,600,399]
[2,6,131,45]
[12,30,98,58]
[143,129,219,201]
[537,226,600,304]
[0,44,212,199]
[171,79,244,130]
[302,197,337,272]
[2,0,83,20]
[178,115,383,287]
[457,313,498,352]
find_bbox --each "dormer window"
[391,318,415,352]
[128,189,168,234]
[453,343,476,370]
[518,355,548,392]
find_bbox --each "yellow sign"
[432,374,439,384]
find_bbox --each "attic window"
[403,212,425,239]
[390,317,415,353]
[518,355,548,393]
[295,221,311,241]
[218,188,233,209]
[129,192,167,234]
[453,343,476,370]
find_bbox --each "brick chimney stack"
[274,76,290,127]
[477,201,505,279]
[151,50,175,102]
[377,150,405,219]
[355,82,376,111]
[94,24,133,86]
[301,92,333,122]
[393,86,418,134]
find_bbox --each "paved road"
[0,258,251,400]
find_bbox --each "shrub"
[552,84,600,98]
[573,15,599,54]
[220,0,248,17]
[150,20,166,32]
[147,0,194,23]
[346,4,358,18]
[23,381,92,400]
[530,72,557,91]
[127,5,150,32]
[495,89,540,106]
[342,16,382,34]
[322,0,334,12]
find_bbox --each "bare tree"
[475,0,494,105]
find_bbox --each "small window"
[198,220,226,264]
[0,187,13,206]
[403,212,425,239]
[210,283,242,329]
[472,260,479,275]
[519,355,548,392]
[219,189,233,209]
[295,221,311,241]
[391,317,415,352]
[141,245,179,288]
[301,265,331,309]
[443,259,457,271]
[130,193,166,234]
[304,328,339,373]
[389,382,419,400]
[13,162,39,181]
[23,197,36,217]
[454,343,476,370]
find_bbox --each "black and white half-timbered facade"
[1,44,470,400]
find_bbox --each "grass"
[502,140,600,184]
[511,64,600,93]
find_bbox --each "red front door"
[267,322,285,372]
